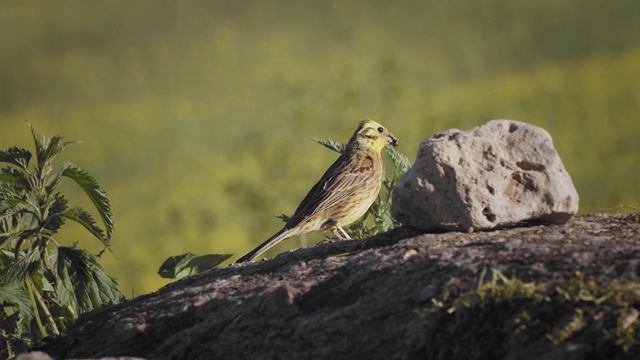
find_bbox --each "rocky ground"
[21,213,640,360]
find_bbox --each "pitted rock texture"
[392,120,579,231]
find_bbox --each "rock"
[14,352,54,360]
[14,353,144,360]
[33,214,640,359]
[392,120,579,231]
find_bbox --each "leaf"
[29,124,47,166]
[0,167,27,184]
[0,246,43,287]
[91,261,125,305]
[35,193,68,236]
[275,213,291,223]
[158,253,232,280]
[60,207,107,247]
[53,248,76,311]
[29,124,80,174]
[0,250,15,267]
[0,184,35,236]
[53,247,124,314]
[0,281,32,318]
[0,147,31,171]
[313,138,346,154]
[44,136,80,163]
[61,163,114,242]
[385,146,412,175]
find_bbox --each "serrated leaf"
[60,207,107,246]
[157,254,190,279]
[275,213,291,223]
[0,282,32,318]
[158,252,232,280]
[40,194,68,235]
[91,263,124,304]
[0,250,15,268]
[0,167,27,184]
[54,247,124,314]
[40,272,54,292]
[53,248,76,311]
[29,124,79,173]
[86,253,125,307]
[0,147,32,171]
[0,246,43,287]
[0,185,33,228]
[29,124,47,165]
[385,146,412,174]
[0,209,39,248]
[44,136,80,164]
[61,163,114,242]
[313,138,346,154]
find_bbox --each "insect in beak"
[388,133,399,147]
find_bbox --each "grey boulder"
[392,120,579,232]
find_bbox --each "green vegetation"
[158,253,231,281]
[1,0,638,293]
[0,125,123,358]
[422,270,640,359]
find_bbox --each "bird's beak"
[388,132,399,147]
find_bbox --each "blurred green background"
[1,0,638,295]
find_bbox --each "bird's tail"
[235,228,296,263]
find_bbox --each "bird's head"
[350,119,399,153]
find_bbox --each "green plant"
[313,137,412,239]
[158,252,231,281]
[0,124,124,358]
[420,270,640,359]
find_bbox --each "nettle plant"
[0,125,123,357]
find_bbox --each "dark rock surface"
[31,213,640,359]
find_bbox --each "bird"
[236,119,399,263]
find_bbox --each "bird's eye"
[377,127,384,133]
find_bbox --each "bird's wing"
[286,151,378,227]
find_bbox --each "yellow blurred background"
[1,0,638,295]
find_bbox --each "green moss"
[420,270,640,359]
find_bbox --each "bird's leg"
[336,226,352,240]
